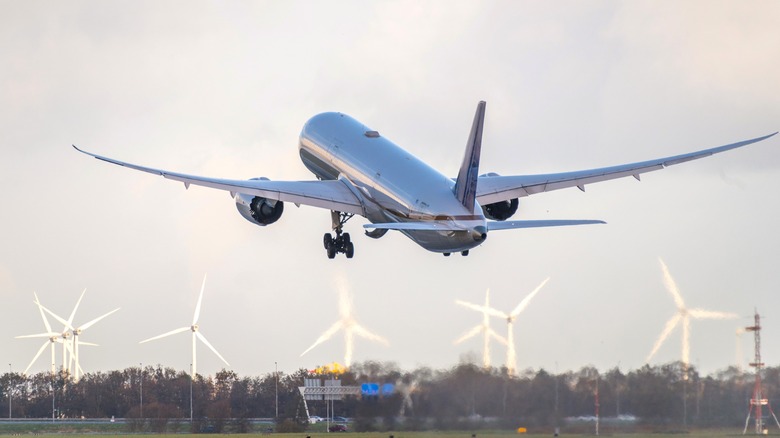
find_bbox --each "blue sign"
[361,383,379,396]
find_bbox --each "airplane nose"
[472,225,487,242]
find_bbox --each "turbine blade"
[78,341,99,347]
[193,274,207,325]
[338,284,353,319]
[34,292,53,334]
[455,300,507,319]
[16,332,59,339]
[454,325,483,345]
[646,313,682,362]
[140,326,190,344]
[196,331,230,367]
[688,308,738,320]
[488,329,508,346]
[511,277,550,317]
[300,321,343,356]
[78,308,120,331]
[39,304,72,330]
[659,258,686,310]
[67,289,87,327]
[351,324,389,345]
[24,341,50,375]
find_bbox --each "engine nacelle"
[481,198,519,221]
[234,178,284,226]
[479,172,518,221]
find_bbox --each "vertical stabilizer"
[454,101,486,213]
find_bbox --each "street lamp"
[8,364,11,419]
[274,362,278,419]
[139,363,143,419]
[189,364,193,424]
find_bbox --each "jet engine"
[478,172,519,221]
[481,198,519,221]
[234,178,284,226]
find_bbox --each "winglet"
[453,101,486,213]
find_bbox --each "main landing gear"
[324,211,355,259]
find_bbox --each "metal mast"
[743,311,780,434]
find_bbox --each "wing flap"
[476,132,777,205]
[73,145,363,215]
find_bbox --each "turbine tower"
[300,276,388,367]
[646,258,737,368]
[457,278,550,374]
[454,289,507,368]
[140,274,229,377]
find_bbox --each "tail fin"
[453,101,486,213]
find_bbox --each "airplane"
[73,101,776,259]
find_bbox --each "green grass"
[0,424,769,437]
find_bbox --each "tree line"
[0,361,777,433]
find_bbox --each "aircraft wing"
[475,132,777,205]
[73,145,363,215]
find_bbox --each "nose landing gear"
[324,211,355,259]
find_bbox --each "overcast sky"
[2,1,779,379]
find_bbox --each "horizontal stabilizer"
[487,219,606,231]
[364,222,466,231]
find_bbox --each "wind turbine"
[16,293,60,375]
[736,327,746,372]
[39,291,119,381]
[300,276,388,367]
[397,378,418,417]
[20,290,86,375]
[456,278,550,375]
[645,258,738,368]
[140,274,229,377]
[454,289,507,368]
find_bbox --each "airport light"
[51,377,55,422]
[189,363,193,424]
[274,362,278,419]
[8,363,11,419]
[139,363,143,419]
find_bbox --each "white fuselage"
[298,112,487,253]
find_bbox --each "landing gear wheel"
[324,211,356,259]
[443,252,451,257]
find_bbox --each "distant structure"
[300,276,388,368]
[453,289,506,368]
[17,290,118,381]
[299,373,360,423]
[646,258,738,369]
[139,274,229,377]
[456,278,549,374]
[743,311,780,434]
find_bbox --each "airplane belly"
[403,230,482,253]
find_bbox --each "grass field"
[0,421,764,437]
[0,433,765,437]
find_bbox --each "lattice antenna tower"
[743,311,780,435]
